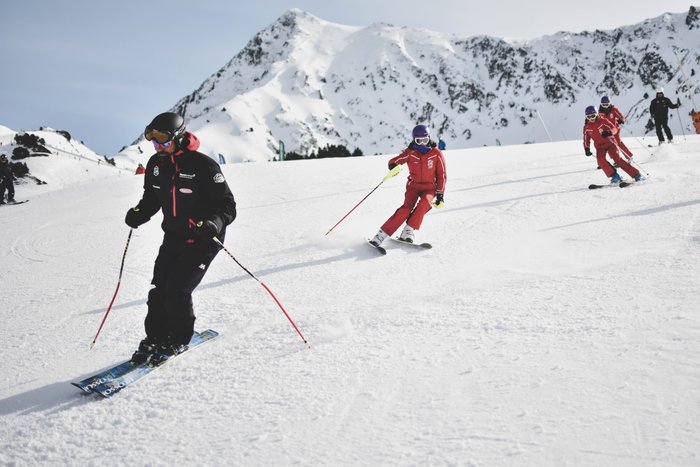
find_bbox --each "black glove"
[601,130,613,138]
[194,219,220,238]
[585,148,592,157]
[435,193,444,205]
[125,207,143,229]
[388,163,397,170]
[617,119,624,125]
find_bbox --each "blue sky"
[0,0,694,155]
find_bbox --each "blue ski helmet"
[600,96,610,104]
[412,125,430,139]
[585,106,597,116]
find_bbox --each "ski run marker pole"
[213,237,310,348]
[675,105,687,142]
[90,229,133,349]
[325,165,402,236]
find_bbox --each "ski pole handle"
[383,164,402,181]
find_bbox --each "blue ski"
[73,329,219,397]
[391,237,432,249]
[72,360,141,393]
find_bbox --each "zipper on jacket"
[170,154,179,217]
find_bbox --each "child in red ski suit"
[598,96,633,159]
[583,106,641,184]
[370,125,446,246]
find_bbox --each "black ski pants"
[654,115,673,142]
[145,240,219,346]
[0,177,14,201]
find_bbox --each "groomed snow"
[1,135,699,466]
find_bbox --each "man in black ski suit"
[0,154,16,204]
[649,89,681,145]
[125,112,236,364]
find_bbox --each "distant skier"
[134,163,146,175]
[598,96,633,159]
[438,135,446,150]
[649,89,680,145]
[369,124,446,246]
[124,112,236,364]
[0,154,16,204]
[583,106,642,184]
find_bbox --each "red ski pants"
[614,133,633,158]
[381,184,435,235]
[596,142,639,179]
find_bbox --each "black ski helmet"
[145,112,186,144]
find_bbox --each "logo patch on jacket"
[179,173,195,179]
[428,160,434,169]
[179,188,193,194]
[153,166,160,177]
[213,173,225,183]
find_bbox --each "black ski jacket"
[649,96,679,120]
[131,132,236,249]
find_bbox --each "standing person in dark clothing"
[124,112,236,364]
[649,89,681,145]
[0,154,16,204]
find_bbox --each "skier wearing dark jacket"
[649,89,680,144]
[0,154,15,204]
[125,112,236,364]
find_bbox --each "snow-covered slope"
[1,136,699,465]
[119,7,700,163]
[0,125,133,197]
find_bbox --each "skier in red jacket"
[370,125,446,246]
[583,106,642,184]
[598,96,633,159]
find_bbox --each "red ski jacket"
[583,115,618,151]
[388,143,447,194]
[598,105,626,126]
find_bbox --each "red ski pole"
[325,165,402,236]
[90,229,133,348]
[213,237,310,348]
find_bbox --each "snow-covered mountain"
[119,7,700,163]
[0,125,133,196]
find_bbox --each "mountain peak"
[128,9,699,163]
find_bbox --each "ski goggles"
[152,139,173,148]
[586,114,597,121]
[414,136,430,145]
[600,103,611,108]
[144,127,174,145]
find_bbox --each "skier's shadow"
[203,243,377,289]
[79,243,375,315]
[541,198,700,231]
[0,378,96,416]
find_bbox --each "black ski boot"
[130,337,159,364]
[150,339,188,365]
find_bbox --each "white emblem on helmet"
[213,173,225,183]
